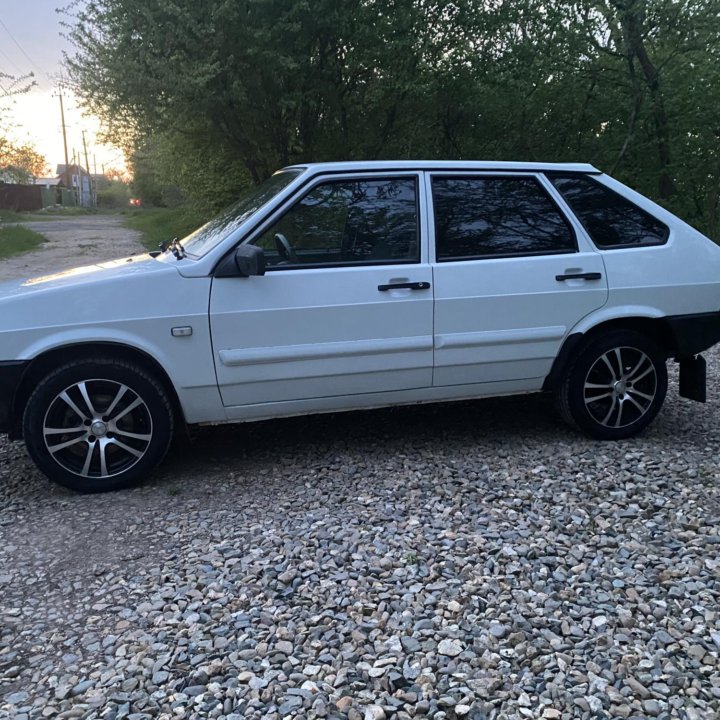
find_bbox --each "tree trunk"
[613,0,675,198]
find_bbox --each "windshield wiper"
[159,237,186,260]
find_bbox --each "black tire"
[557,330,668,440]
[23,357,174,492]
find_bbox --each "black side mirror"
[234,245,266,277]
[214,244,266,278]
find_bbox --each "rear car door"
[429,172,609,387]
[209,173,434,410]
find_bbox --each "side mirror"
[214,244,266,278]
[234,245,266,277]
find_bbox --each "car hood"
[0,253,174,298]
[0,252,196,338]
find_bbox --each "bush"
[97,179,132,208]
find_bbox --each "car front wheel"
[23,357,174,492]
[557,330,668,439]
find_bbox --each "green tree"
[66,0,720,238]
[66,1,484,197]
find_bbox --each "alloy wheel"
[583,346,658,429]
[42,379,153,479]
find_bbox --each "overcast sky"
[1,2,125,174]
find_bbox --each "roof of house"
[56,164,90,175]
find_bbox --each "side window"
[548,173,669,248]
[253,177,419,268]
[432,176,576,261]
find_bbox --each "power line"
[0,17,44,77]
[0,44,23,75]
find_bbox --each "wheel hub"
[90,419,108,437]
[613,379,628,396]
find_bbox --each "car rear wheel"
[23,357,174,492]
[557,330,668,439]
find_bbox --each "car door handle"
[377,281,431,292]
[555,272,603,281]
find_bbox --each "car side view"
[1,161,719,492]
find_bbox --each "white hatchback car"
[1,161,719,492]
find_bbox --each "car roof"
[282,160,601,174]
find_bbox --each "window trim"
[545,172,670,250]
[428,172,579,263]
[245,173,423,271]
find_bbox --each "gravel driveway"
[1,226,719,719]
[0,215,144,281]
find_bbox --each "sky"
[0,1,126,176]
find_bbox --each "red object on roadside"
[129,198,142,206]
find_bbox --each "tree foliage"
[0,71,46,183]
[0,137,47,183]
[66,0,720,238]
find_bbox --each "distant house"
[56,164,95,207]
[34,176,63,187]
[34,176,76,207]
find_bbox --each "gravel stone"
[437,639,463,657]
[644,699,662,716]
[364,706,386,720]
[400,636,421,653]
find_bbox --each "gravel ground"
[1,355,719,720]
[0,216,143,281]
[1,226,719,719]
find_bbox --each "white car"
[1,161,719,492]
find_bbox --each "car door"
[429,172,608,387]
[209,173,434,411]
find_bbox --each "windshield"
[179,170,303,257]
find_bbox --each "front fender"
[9,319,224,425]
[18,326,177,370]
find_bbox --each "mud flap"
[679,354,706,403]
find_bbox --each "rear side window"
[548,174,669,248]
[432,176,576,261]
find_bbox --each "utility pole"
[93,153,98,207]
[55,84,70,188]
[72,148,80,206]
[82,130,93,207]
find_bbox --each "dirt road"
[0,215,145,282]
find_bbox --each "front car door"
[429,172,609,388]
[209,173,434,414]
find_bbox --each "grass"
[0,225,46,259]
[32,207,97,217]
[122,207,206,250]
[0,210,25,223]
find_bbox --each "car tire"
[23,357,174,493]
[557,330,668,439]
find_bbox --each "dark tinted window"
[548,174,669,248]
[432,176,576,261]
[182,170,301,257]
[254,177,418,267]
